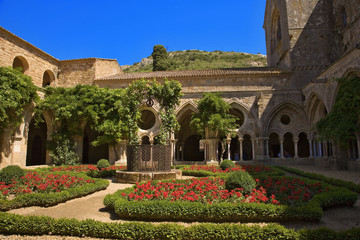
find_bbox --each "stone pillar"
[265,137,269,158]
[280,137,284,158]
[172,139,177,164]
[313,140,317,158]
[357,134,360,161]
[309,139,313,157]
[205,139,218,162]
[181,144,184,161]
[318,141,322,157]
[293,137,299,158]
[256,137,265,159]
[226,136,231,160]
[251,138,255,160]
[239,137,244,161]
[110,140,127,165]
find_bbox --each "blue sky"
[0,0,267,66]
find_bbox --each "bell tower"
[264,0,337,87]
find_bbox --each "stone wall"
[0,27,59,88]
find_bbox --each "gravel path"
[2,166,360,239]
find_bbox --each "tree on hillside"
[152,44,170,71]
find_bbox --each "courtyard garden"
[0,162,359,239]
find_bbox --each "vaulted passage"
[26,116,47,166]
[82,125,108,164]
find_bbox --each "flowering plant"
[0,171,96,200]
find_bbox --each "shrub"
[97,159,110,170]
[51,139,79,166]
[225,171,256,194]
[0,165,25,184]
[220,159,235,170]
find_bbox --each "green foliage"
[0,67,39,132]
[152,44,170,71]
[190,92,238,138]
[97,159,110,169]
[0,165,26,185]
[225,171,256,194]
[124,50,267,73]
[36,79,182,149]
[220,159,235,170]
[316,76,360,147]
[0,172,109,211]
[50,138,79,166]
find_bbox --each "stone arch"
[298,132,310,158]
[26,114,47,166]
[265,101,308,137]
[283,132,294,158]
[42,70,55,87]
[138,106,160,132]
[175,103,203,161]
[12,56,29,74]
[307,93,327,130]
[176,101,198,120]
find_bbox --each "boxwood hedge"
[0,212,359,240]
[104,177,358,223]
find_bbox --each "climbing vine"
[36,79,182,158]
[0,67,39,133]
[316,76,360,147]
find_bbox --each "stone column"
[226,136,231,160]
[256,137,265,159]
[357,134,360,161]
[280,137,284,158]
[265,137,270,158]
[309,139,313,157]
[293,137,299,158]
[318,141,322,157]
[181,144,184,161]
[172,139,177,164]
[251,138,255,160]
[239,137,244,161]
[313,140,317,158]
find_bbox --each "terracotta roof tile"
[95,67,291,81]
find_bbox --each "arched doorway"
[82,125,108,164]
[242,134,252,160]
[230,136,240,160]
[26,115,47,166]
[141,136,151,145]
[176,107,204,161]
[283,132,294,158]
[298,132,310,158]
[12,56,29,74]
[269,133,280,158]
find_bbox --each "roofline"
[60,57,119,62]
[0,26,59,63]
[95,67,292,81]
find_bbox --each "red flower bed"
[120,177,280,205]
[0,172,95,200]
[260,176,330,206]
[50,165,126,173]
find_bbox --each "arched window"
[12,56,29,74]
[270,9,281,53]
[42,70,55,87]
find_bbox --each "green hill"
[122,50,267,73]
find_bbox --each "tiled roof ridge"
[60,57,118,62]
[95,67,291,81]
[0,26,59,62]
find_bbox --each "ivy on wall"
[36,79,182,154]
[316,76,360,147]
[0,67,39,133]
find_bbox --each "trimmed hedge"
[104,177,358,223]
[220,159,235,170]
[0,212,359,240]
[0,165,26,184]
[278,166,360,193]
[0,172,109,211]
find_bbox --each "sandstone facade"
[0,0,359,170]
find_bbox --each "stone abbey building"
[0,0,359,170]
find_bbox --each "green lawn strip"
[104,177,357,223]
[1,212,359,240]
[277,166,360,193]
[0,172,109,211]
